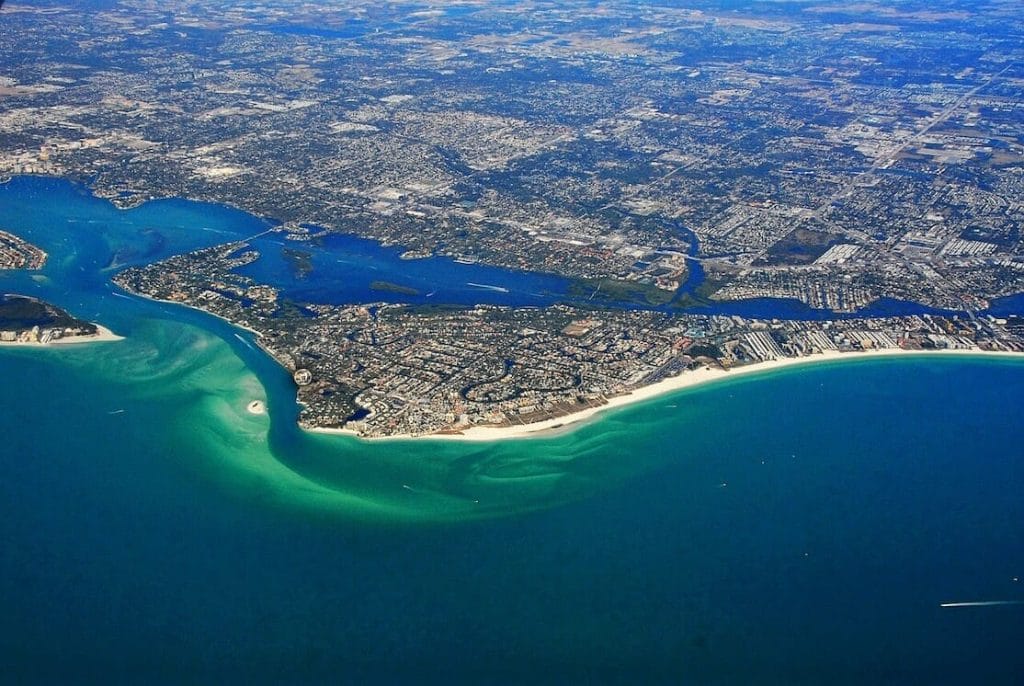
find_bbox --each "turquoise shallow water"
[1,176,1022,682]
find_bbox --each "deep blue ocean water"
[1,176,1022,683]
[1,350,1022,684]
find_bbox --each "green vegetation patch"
[370,280,421,296]
[670,278,726,310]
[0,294,94,332]
[685,343,721,359]
[282,247,314,280]
[756,228,843,266]
[568,277,675,306]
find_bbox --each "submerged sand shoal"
[309,347,1024,443]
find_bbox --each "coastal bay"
[1,174,1022,682]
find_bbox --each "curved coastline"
[99,278,1024,446]
[309,347,1024,443]
[3,171,1024,527]
[5,174,1024,449]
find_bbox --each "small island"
[0,294,121,346]
[369,280,420,297]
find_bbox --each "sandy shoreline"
[0,323,123,347]
[108,288,1024,443]
[308,347,1024,443]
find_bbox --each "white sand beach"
[309,347,1024,443]
[0,323,123,347]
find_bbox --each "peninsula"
[114,241,1024,438]
[0,230,46,270]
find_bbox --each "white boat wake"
[466,282,509,293]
